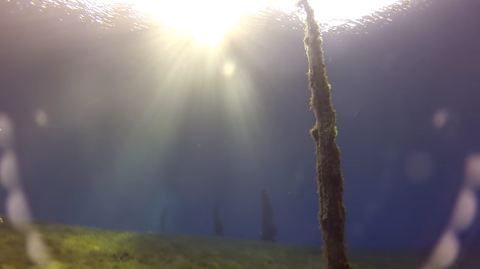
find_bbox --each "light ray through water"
[6,0,428,45]
[2,0,459,268]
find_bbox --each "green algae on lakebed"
[0,217,430,269]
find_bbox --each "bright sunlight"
[135,0,400,46]
[134,0,252,46]
[61,0,401,46]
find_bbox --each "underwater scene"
[0,0,479,268]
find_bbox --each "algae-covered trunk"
[296,1,351,269]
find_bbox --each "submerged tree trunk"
[261,188,277,242]
[296,1,351,269]
[213,203,225,237]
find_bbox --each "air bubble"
[450,188,477,233]
[0,113,52,266]
[34,109,49,127]
[26,230,51,265]
[433,109,449,128]
[6,189,32,233]
[423,153,480,269]
[423,230,459,269]
[0,150,21,190]
[0,114,14,149]
[465,154,480,187]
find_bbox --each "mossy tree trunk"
[296,1,352,269]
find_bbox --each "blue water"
[0,0,479,268]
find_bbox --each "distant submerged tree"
[213,203,225,237]
[159,209,167,234]
[261,188,277,242]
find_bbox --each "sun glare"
[310,0,400,27]
[131,0,401,45]
[134,0,253,46]
[39,0,404,45]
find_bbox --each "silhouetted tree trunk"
[159,209,167,234]
[261,188,277,242]
[213,203,224,237]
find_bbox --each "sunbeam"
[19,0,411,46]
